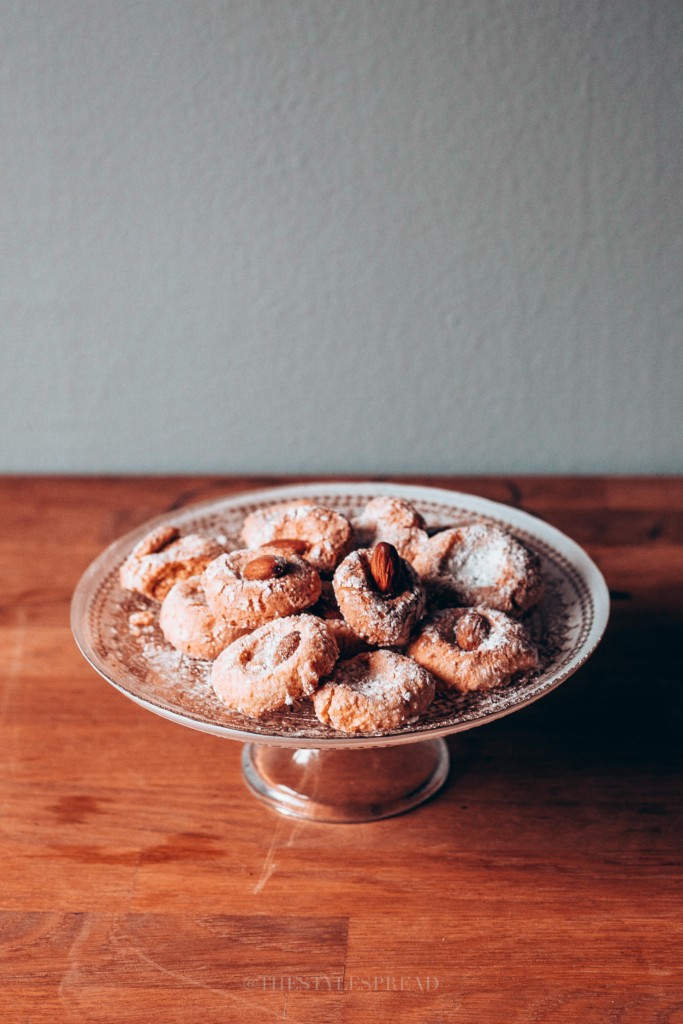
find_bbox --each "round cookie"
[352,496,428,563]
[412,523,543,614]
[159,576,249,660]
[211,614,338,718]
[408,606,538,693]
[119,526,223,602]
[333,543,426,647]
[313,650,436,734]
[202,549,321,629]
[241,502,353,575]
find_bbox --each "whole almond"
[273,631,301,665]
[370,542,401,595]
[455,612,490,651]
[264,538,309,556]
[242,554,284,581]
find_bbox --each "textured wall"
[1,0,681,473]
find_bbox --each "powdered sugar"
[246,629,288,671]
[333,651,432,702]
[446,525,525,584]
[413,522,543,614]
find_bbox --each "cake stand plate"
[71,482,609,823]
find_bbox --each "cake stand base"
[242,738,450,823]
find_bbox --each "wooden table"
[1,476,681,1023]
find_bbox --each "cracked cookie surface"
[313,650,435,734]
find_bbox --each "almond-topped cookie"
[412,523,543,615]
[408,606,538,693]
[119,526,223,602]
[313,650,436,734]
[332,543,426,647]
[211,614,338,718]
[202,548,321,629]
[241,502,354,575]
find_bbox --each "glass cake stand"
[71,482,609,823]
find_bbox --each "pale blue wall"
[2,1,681,473]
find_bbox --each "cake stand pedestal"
[241,738,450,823]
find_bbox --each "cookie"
[408,606,538,693]
[332,543,426,647]
[159,576,249,660]
[119,526,223,601]
[202,549,321,629]
[352,496,428,563]
[412,523,543,614]
[312,650,436,734]
[241,502,353,575]
[211,613,338,718]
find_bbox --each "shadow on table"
[436,598,683,848]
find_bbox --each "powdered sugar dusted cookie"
[211,614,338,718]
[119,526,223,602]
[313,650,435,734]
[412,523,543,614]
[159,576,249,660]
[352,496,428,563]
[408,607,538,693]
[333,543,426,647]
[241,502,353,575]
[202,549,321,629]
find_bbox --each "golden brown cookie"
[241,502,353,574]
[119,526,223,601]
[211,614,338,718]
[313,650,435,734]
[408,606,538,693]
[412,523,543,614]
[159,576,250,660]
[352,496,428,562]
[332,543,426,647]
[202,549,321,629]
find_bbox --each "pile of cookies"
[119,497,543,735]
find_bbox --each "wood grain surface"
[1,476,681,1023]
